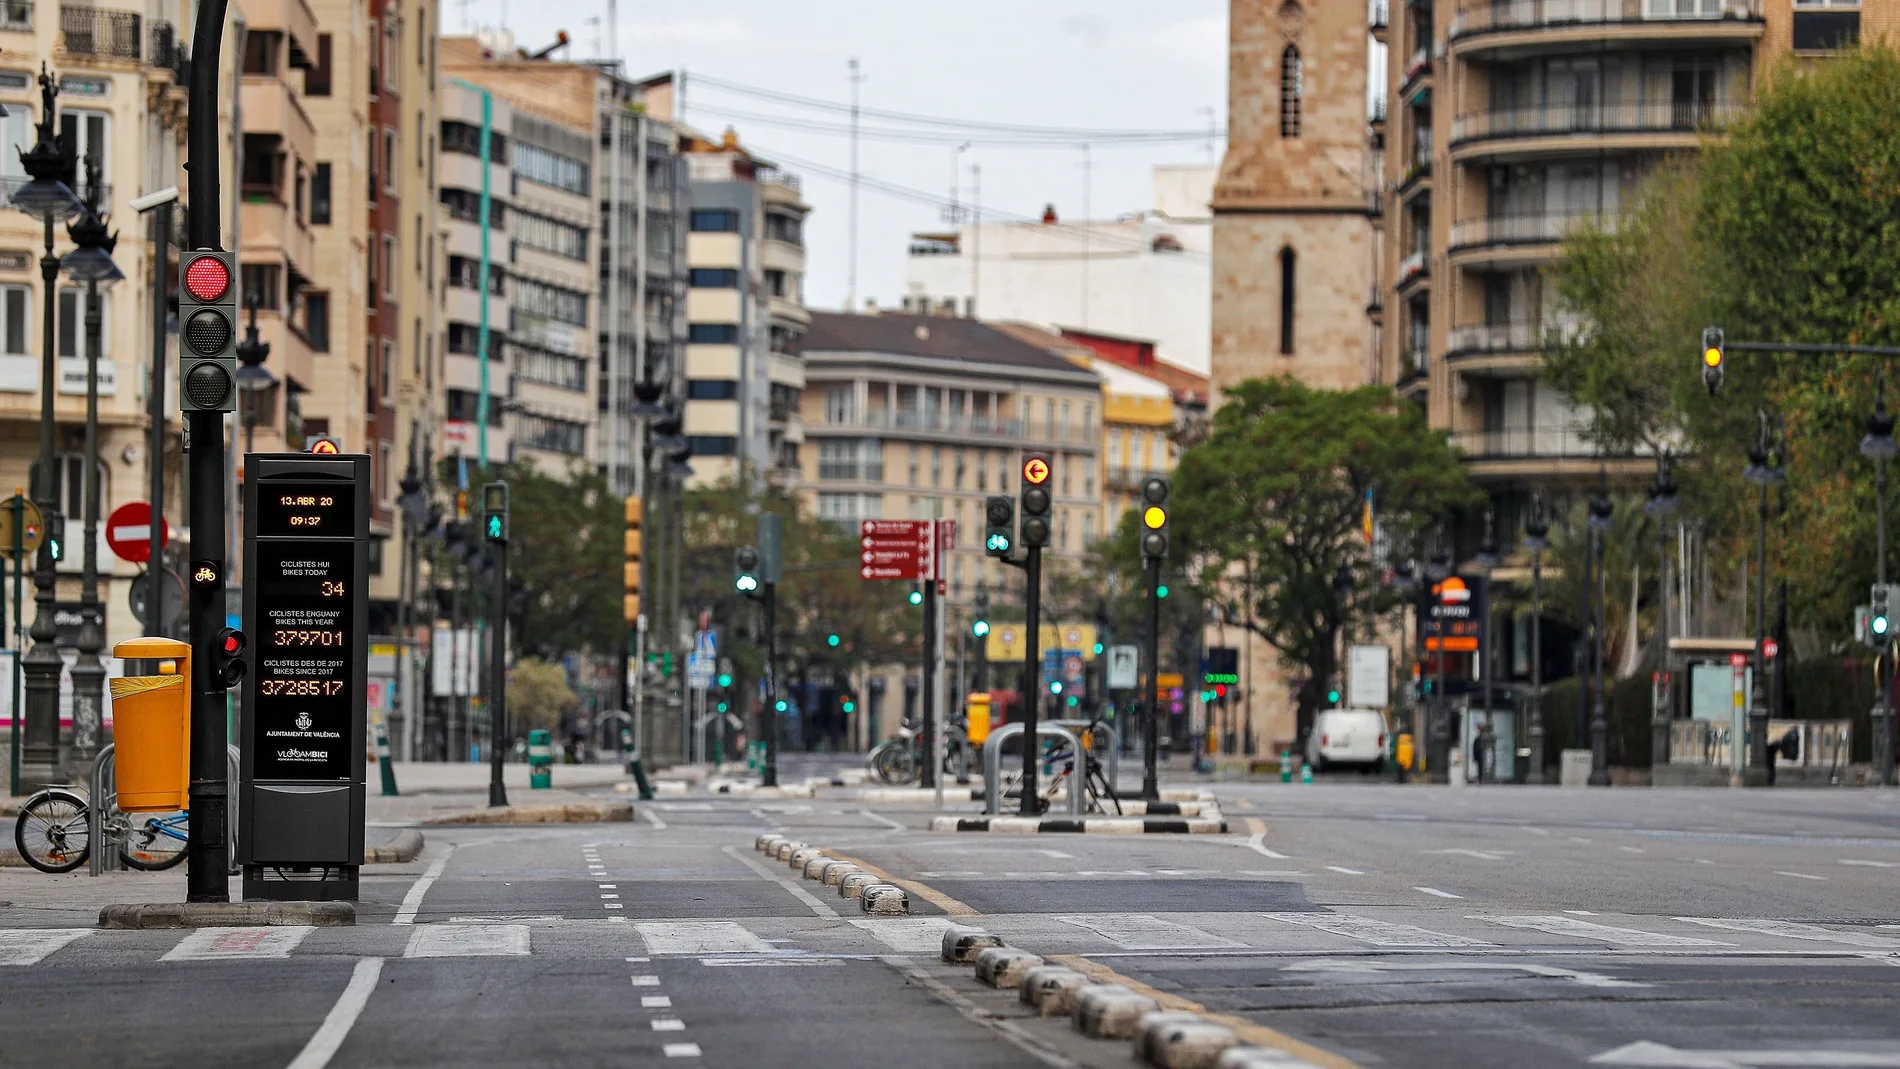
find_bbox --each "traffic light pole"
[1019,544,1042,815]
[185,0,232,903]
[920,579,937,790]
[488,536,508,808]
[1142,556,1161,801]
[761,580,778,788]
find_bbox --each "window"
[824,384,855,423]
[447,255,503,293]
[685,435,737,456]
[56,287,108,358]
[418,7,427,63]
[817,492,882,528]
[304,292,331,351]
[512,276,588,326]
[690,209,739,233]
[1280,46,1303,137]
[516,343,588,391]
[769,325,801,355]
[240,263,282,311]
[688,379,738,400]
[931,447,941,487]
[310,162,332,225]
[689,268,740,288]
[514,412,589,455]
[306,34,333,95]
[445,389,504,425]
[382,235,397,298]
[514,142,589,194]
[817,439,884,481]
[513,209,588,260]
[381,339,394,402]
[60,110,108,190]
[367,129,378,202]
[384,128,398,192]
[416,110,425,167]
[0,285,26,354]
[1279,246,1297,354]
[440,121,509,162]
[688,323,737,345]
[764,211,802,245]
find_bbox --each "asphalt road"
[0,780,1896,1068]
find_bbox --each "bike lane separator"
[285,957,384,1069]
[392,843,457,925]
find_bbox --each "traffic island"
[99,900,356,929]
[929,815,1228,834]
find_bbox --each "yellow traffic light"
[623,496,644,624]
[1701,326,1725,395]
[1143,505,1166,529]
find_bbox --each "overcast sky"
[488,1,1229,311]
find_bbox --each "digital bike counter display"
[253,539,355,779]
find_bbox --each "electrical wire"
[689,103,1215,146]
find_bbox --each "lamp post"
[1424,536,1451,784]
[10,66,83,786]
[1586,467,1615,786]
[58,158,123,780]
[1473,509,1500,783]
[234,291,274,456]
[1862,389,1897,787]
[1522,496,1550,784]
[1742,410,1784,781]
[1643,453,1680,772]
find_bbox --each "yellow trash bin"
[966,693,992,745]
[1395,732,1416,772]
[109,637,192,813]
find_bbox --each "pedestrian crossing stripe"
[1483,916,1734,947]
[0,929,90,966]
[635,921,771,956]
[1057,914,1243,950]
[404,924,530,958]
[162,926,313,961]
[1260,912,1496,948]
[1674,918,1900,949]
[847,917,954,953]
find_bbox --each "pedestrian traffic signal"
[623,496,643,624]
[46,514,62,561]
[734,546,761,594]
[214,627,247,687]
[1049,679,1063,695]
[984,495,1014,557]
[908,583,923,606]
[775,699,789,713]
[1701,326,1724,396]
[1139,476,1169,561]
[1326,681,1341,706]
[180,251,239,412]
[1092,641,1104,655]
[841,694,856,714]
[483,482,508,543]
[972,619,990,638]
[1019,455,1052,547]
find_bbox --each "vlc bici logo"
[1434,576,1471,604]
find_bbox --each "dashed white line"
[651,1018,686,1031]
[626,956,650,963]
[631,975,661,986]
[859,807,907,832]
[393,844,457,925]
[722,845,840,919]
[285,958,384,1069]
[662,1043,702,1058]
[641,996,673,1008]
[1617,846,1646,854]
[601,894,620,899]
[1326,866,1365,875]
[1246,832,1290,860]
[1416,886,1464,899]
[640,807,668,830]
[1841,859,1900,869]
[1775,871,1828,881]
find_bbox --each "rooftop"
[804,311,1102,381]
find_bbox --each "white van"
[1306,708,1388,772]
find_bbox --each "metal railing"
[1105,465,1165,489]
[0,0,32,33]
[820,409,1097,445]
[1451,426,1600,458]
[1402,47,1432,84]
[1449,210,1618,249]
[756,165,801,193]
[1450,0,1761,38]
[60,4,141,59]
[1452,99,1743,143]
[1448,320,1588,353]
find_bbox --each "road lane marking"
[285,958,384,1069]
[1675,918,1900,948]
[393,843,457,925]
[1618,846,1646,854]
[598,883,617,889]
[1326,866,1365,875]
[651,1018,686,1031]
[1483,916,1733,947]
[1243,816,1290,858]
[0,929,89,965]
[849,917,955,953]
[1588,1040,1900,1066]
[636,921,772,955]
[1425,849,1511,860]
[1259,912,1495,948]
[1283,959,1645,988]
[642,996,672,1008]
[404,924,530,958]
[604,903,625,909]
[1841,859,1900,868]
[722,845,840,918]
[1774,871,1828,881]
[1416,887,1464,899]
[1057,914,1243,950]
[859,807,907,832]
[632,975,661,986]
[1565,910,1598,916]
[601,893,620,899]
[163,926,312,961]
[822,848,979,917]
[662,1043,701,1058]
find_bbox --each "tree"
[1172,377,1478,742]
[507,656,577,736]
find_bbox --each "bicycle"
[865,718,974,785]
[992,718,1121,815]
[12,785,190,874]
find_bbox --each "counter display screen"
[256,481,356,538]
[253,540,356,779]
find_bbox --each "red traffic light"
[1214,683,1227,698]
[219,628,245,655]
[184,255,230,302]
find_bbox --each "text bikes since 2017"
[254,539,356,779]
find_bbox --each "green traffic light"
[1877,615,1891,636]
[972,620,990,638]
[736,574,759,593]
[47,538,60,561]
[1049,680,1063,695]
[1327,690,1341,704]
[1066,695,1079,707]
[908,589,923,606]
[1156,584,1170,599]
[842,700,856,713]
[775,699,788,712]
[487,516,502,538]
[986,532,1011,552]
[716,672,732,688]
[827,633,840,647]
[716,701,728,713]
[1091,641,1104,655]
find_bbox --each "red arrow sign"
[106,501,169,563]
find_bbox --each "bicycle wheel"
[14,789,91,873]
[120,810,189,870]
[874,743,918,785]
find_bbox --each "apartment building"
[681,128,808,487]
[904,165,1216,375]
[800,310,1103,605]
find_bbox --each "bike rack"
[982,722,1084,816]
[87,744,118,877]
[1049,719,1120,799]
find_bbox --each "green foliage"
[1172,377,1478,735]
[507,656,577,735]
[496,458,624,660]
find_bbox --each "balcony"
[1397,249,1429,291]
[1399,47,1433,96]
[813,409,1036,442]
[1449,210,1617,264]
[1451,100,1743,159]
[1105,465,1165,491]
[1449,0,1763,56]
[60,5,141,60]
[1452,426,1599,458]
[0,1,33,34]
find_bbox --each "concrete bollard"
[788,846,825,871]
[773,841,806,862]
[838,872,881,899]
[973,946,1045,988]
[940,924,1004,964]
[1072,984,1161,1038]
[1217,1047,1321,1068]
[1018,965,1090,1015]
[755,833,786,852]
[820,861,860,886]
[1135,1013,1238,1069]
[860,883,910,915]
[803,855,835,880]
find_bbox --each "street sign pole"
[484,483,509,809]
[760,513,782,788]
[921,570,937,791]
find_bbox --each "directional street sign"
[858,519,933,581]
[106,501,170,563]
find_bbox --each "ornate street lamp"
[1473,509,1500,783]
[1424,533,1451,784]
[234,291,275,456]
[10,65,82,785]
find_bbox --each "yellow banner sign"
[985,624,1098,662]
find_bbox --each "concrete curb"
[99,901,356,929]
[365,828,425,864]
[974,946,1043,988]
[859,883,910,915]
[772,841,807,862]
[802,854,837,879]
[1019,964,1090,1015]
[940,924,1004,964]
[1134,1013,1239,1069]
[788,846,827,871]
[1072,984,1161,1038]
[839,872,880,899]
[423,802,633,825]
[929,816,1227,834]
[819,860,859,885]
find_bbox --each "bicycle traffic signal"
[1019,456,1052,547]
[984,495,1014,557]
[1139,476,1169,561]
[180,251,240,412]
[623,496,643,623]
[1701,327,1724,396]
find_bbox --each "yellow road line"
[1049,954,1362,1069]
[824,850,980,917]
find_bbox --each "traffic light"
[1019,455,1052,547]
[214,627,247,688]
[1048,679,1063,695]
[984,495,1015,557]
[623,496,643,624]
[1139,476,1169,561]
[716,672,732,688]
[179,251,239,412]
[1326,679,1342,706]
[972,619,990,638]
[908,583,923,606]
[46,514,62,562]
[841,694,856,714]
[482,482,508,543]
[1092,641,1104,655]
[827,633,841,647]
[1701,326,1724,396]
[1156,583,1170,599]
[1872,584,1895,643]
[775,699,789,713]
[734,546,760,594]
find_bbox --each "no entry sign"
[106,501,169,563]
